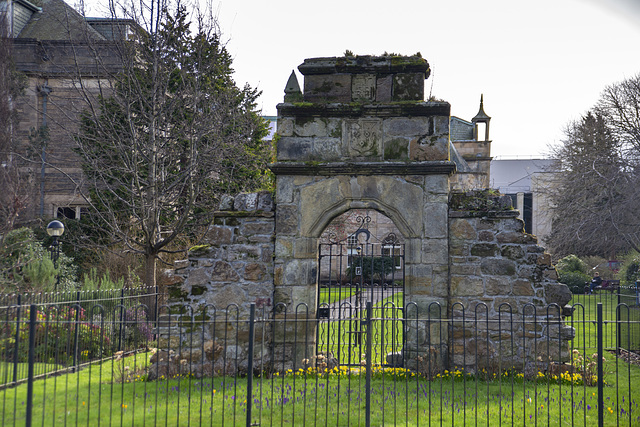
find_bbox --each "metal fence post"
[365,301,372,427]
[597,302,604,427]
[118,288,125,351]
[13,294,21,384]
[246,304,256,427]
[26,304,37,427]
[72,291,81,369]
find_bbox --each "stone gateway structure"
[165,55,572,376]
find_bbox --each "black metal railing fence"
[0,297,638,426]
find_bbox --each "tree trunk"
[145,252,157,288]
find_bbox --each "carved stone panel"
[351,74,376,102]
[344,119,382,157]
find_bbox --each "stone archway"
[270,55,455,369]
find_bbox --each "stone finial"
[472,94,491,122]
[284,71,302,102]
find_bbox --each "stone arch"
[307,197,415,240]
[298,175,425,239]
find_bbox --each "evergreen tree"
[74,1,271,286]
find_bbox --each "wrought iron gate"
[316,217,405,367]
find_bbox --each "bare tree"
[547,74,640,257]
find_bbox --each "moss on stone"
[189,244,212,255]
[191,285,206,296]
[384,139,408,159]
[168,285,188,300]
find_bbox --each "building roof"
[490,158,556,193]
[17,0,106,41]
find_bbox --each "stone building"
[2,0,129,221]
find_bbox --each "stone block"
[211,261,240,282]
[424,175,449,195]
[376,75,392,102]
[277,137,312,161]
[344,119,383,158]
[501,245,525,260]
[451,276,484,296]
[186,268,211,286]
[203,225,233,245]
[294,117,328,137]
[303,74,351,102]
[383,137,410,160]
[205,283,246,308]
[480,259,516,276]
[351,74,377,102]
[277,117,294,136]
[512,280,535,296]
[275,237,293,258]
[276,176,294,204]
[543,283,572,307]
[478,231,495,242]
[257,191,274,212]
[244,263,266,281]
[421,239,448,264]
[234,192,259,211]
[409,134,448,161]
[241,221,274,236]
[450,218,477,240]
[383,117,430,137]
[312,137,342,161]
[219,195,234,210]
[470,243,498,257]
[485,276,511,296]
[423,203,448,238]
[536,253,552,266]
[293,237,316,259]
[392,73,425,101]
[276,205,298,235]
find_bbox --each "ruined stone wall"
[448,190,573,373]
[154,192,275,377]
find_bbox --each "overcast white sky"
[87,0,640,158]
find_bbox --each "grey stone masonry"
[169,191,275,316]
[154,192,276,378]
[448,190,573,372]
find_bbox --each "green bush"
[555,254,591,294]
[558,271,591,294]
[345,256,396,283]
[615,251,640,285]
[555,254,587,275]
[0,227,78,292]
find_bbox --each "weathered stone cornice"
[298,56,430,75]
[276,101,450,118]
[270,161,456,176]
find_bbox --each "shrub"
[0,227,78,292]
[555,254,587,275]
[555,254,591,293]
[558,271,591,293]
[0,306,112,365]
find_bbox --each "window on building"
[55,206,88,220]
[381,245,402,269]
[347,235,358,267]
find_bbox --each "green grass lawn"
[317,287,357,305]
[1,352,638,426]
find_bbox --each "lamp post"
[46,220,65,291]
